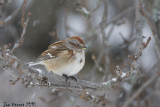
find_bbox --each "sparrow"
[28,36,86,81]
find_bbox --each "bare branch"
[3,1,24,26]
[11,12,31,53]
[21,0,28,27]
[105,6,134,26]
[122,71,158,107]
[11,0,30,53]
[0,48,135,91]
[99,0,111,74]
[127,0,145,76]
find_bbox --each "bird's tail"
[27,61,43,67]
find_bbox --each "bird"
[28,36,86,81]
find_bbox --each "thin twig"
[128,0,144,74]
[122,73,158,107]
[21,0,28,27]
[140,2,160,61]
[105,6,134,26]
[99,0,111,74]
[3,1,24,26]
[11,12,31,53]
[11,0,30,53]
[121,1,150,106]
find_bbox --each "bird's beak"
[82,46,87,50]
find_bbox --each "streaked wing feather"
[36,50,56,61]
[48,41,65,49]
[36,41,69,62]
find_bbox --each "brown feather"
[70,36,84,44]
[36,40,73,61]
[36,36,83,62]
[48,41,65,49]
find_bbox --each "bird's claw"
[62,74,77,82]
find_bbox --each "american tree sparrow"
[28,36,86,81]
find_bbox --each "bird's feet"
[62,74,69,82]
[62,74,77,82]
[69,76,77,82]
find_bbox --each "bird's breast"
[66,50,85,76]
[43,50,85,76]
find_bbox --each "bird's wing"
[48,41,65,50]
[36,41,72,62]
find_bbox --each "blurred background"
[0,0,160,107]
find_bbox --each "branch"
[0,37,151,91]
[105,6,134,26]
[122,71,158,107]
[121,1,153,107]
[21,0,28,27]
[11,12,31,53]
[0,48,129,91]
[99,0,112,74]
[126,0,145,77]
[11,0,30,53]
[140,1,160,61]
[2,1,24,26]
